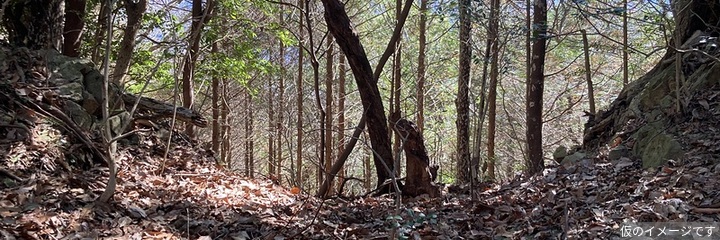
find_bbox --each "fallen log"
[121,93,208,128]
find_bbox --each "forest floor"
[2,89,720,239]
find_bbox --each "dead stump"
[392,118,442,198]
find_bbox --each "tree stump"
[392,118,441,198]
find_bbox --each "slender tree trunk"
[312,50,323,187]
[266,64,277,180]
[336,53,346,193]
[455,0,472,183]
[363,148,371,191]
[63,0,86,57]
[111,0,147,84]
[622,0,628,87]
[245,90,255,178]
[268,73,276,179]
[581,30,595,115]
[486,0,500,181]
[91,0,108,64]
[295,0,305,186]
[526,0,547,175]
[305,0,325,187]
[391,0,403,177]
[416,0,427,133]
[211,42,221,162]
[220,78,230,166]
[324,36,334,193]
[277,40,285,181]
[471,39,489,179]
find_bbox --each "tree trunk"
[526,0,547,175]
[317,116,365,198]
[211,42,221,163]
[324,36,334,193]
[2,0,64,50]
[220,78,230,166]
[304,0,324,187]
[486,0,500,181]
[581,30,595,115]
[391,0,403,177]
[277,40,285,181]
[62,0,86,57]
[244,90,255,178]
[416,0,427,133]
[336,53,346,193]
[392,119,440,198]
[622,0,628,87]
[320,0,397,190]
[268,68,275,180]
[111,0,147,84]
[91,0,109,64]
[295,0,305,186]
[455,0,472,184]
[182,0,213,139]
[363,149,371,191]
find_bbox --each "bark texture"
[526,0,547,175]
[111,0,148,84]
[2,0,64,50]
[392,118,440,198]
[455,0,472,183]
[62,0,85,57]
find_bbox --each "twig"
[0,167,22,181]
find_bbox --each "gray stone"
[608,146,629,161]
[561,151,586,166]
[107,111,131,136]
[553,145,568,161]
[82,91,99,115]
[56,82,84,102]
[83,69,106,105]
[63,99,94,130]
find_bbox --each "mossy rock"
[632,124,683,168]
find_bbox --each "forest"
[1,0,720,239]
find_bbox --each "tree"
[111,0,148,84]
[319,0,412,191]
[182,0,213,138]
[90,0,110,64]
[486,0,501,180]
[268,54,276,179]
[63,0,86,57]
[416,0,427,133]
[526,0,547,175]
[2,0,64,50]
[295,0,305,186]
[244,89,255,178]
[323,36,334,192]
[455,0,472,183]
[390,0,403,176]
[211,42,221,160]
[336,53,346,193]
[220,78,230,166]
